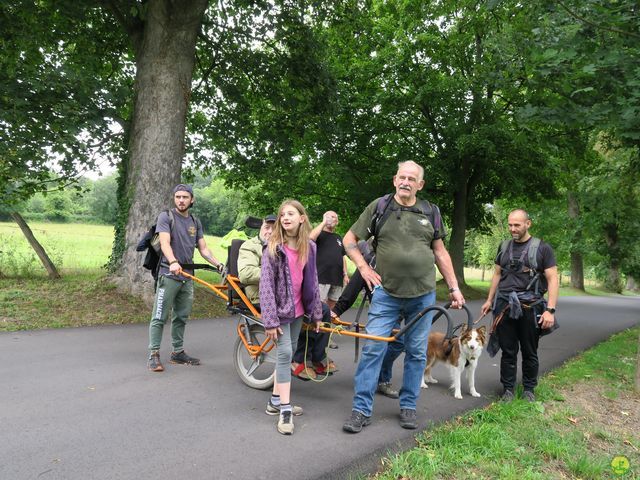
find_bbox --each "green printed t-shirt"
[350,197,443,298]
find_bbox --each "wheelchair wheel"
[233,324,276,390]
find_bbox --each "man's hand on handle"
[169,261,182,275]
[358,263,381,291]
[448,289,465,309]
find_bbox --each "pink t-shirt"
[283,244,304,318]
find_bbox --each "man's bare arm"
[343,230,381,290]
[432,239,465,307]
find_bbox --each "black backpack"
[367,193,442,252]
[497,237,546,295]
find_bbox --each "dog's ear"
[460,324,468,334]
[477,325,487,344]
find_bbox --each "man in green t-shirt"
[342,161,465,433]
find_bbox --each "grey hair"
[397,161,424,181]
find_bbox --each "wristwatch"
[545,307,556,314]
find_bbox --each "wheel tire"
[233,324,276,390]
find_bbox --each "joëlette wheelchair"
[181,217,473,391]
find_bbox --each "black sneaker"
[522,390,536,402]
[170,350,200,365]
[147,351,164,372]
[342,410,371,433]
[399,408,418,429]
[500,389,515,402]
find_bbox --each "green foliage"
[0,1,130,204]
[191,178,248,236]
[89,175,119,224]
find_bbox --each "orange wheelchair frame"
[182,244,471,391]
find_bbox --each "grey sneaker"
[147,351,164,372]
[522,390,536,402]
[399,408,418,429]
[377,382,400,399]
[266,401,303,416]
[170,350,200,365]
[500,389,515,402]
[343,410,371,433]
[277,410,294,435]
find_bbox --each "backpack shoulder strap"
[368,194,394,237]
[166,209,175,232]
[497,239,512,265]
[528,237,541,271]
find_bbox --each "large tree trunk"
[604,223,623,293]
[10,212,61,279]
[113,0,208,297]
[567,191,585,290]
[448,180,469,287]
[626,276,638,292]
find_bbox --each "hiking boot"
[266,401,303,416]
[277,410,294,435]
[147,351,164,372]
[291,362,317,380]
[500,389,515,402]
[170,350,200,365]
[399,408,418,429]
[522,390,536,402]
[377,382,399,399]
[342,410,371,433]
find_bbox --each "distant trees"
[3,174,246,236]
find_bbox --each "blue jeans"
[352,287,436,417]
[378,322,404,384]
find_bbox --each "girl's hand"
[314,320,322,333]
[266,327,282,342]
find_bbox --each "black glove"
[216,263,226,274]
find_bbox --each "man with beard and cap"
[147,184,224,372]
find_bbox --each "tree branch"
[556,0,640,40]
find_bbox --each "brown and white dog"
[420,325,487,399]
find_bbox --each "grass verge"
[0,272,228,332]
[371,327,640,480]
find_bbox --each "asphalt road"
[1,296,638,480]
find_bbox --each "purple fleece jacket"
[259,241,323,329]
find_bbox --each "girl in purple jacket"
[260,199,323,435]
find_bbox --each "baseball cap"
[173,184,194,196]
[264,214,277,223]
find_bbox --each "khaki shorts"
[319,283,343,302]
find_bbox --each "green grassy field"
[0,221,229,275]
[1,221,623,294]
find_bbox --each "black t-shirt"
[315,230,345,285]
[495,237,556,293]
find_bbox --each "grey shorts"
[319,283,343,302]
